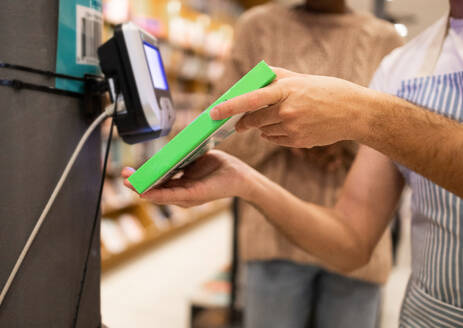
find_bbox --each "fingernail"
[122,167,135,173]
[210,107,219,120]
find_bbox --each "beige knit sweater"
[214,3,404,284]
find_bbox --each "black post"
[228,197,240,325]
[374,0,386,18]
[0,1,101,326]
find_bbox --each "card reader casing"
[98,23,174,144]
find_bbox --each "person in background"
[193,1,402,327]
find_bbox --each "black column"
[0,1,101,326]
[374,0,386,18]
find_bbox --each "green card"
[128,60,276,193]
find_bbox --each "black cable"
[0,61,106,99]
[0,78,83,98]
[0,62,87,81]
[72,101,117,328]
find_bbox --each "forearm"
[355,89,463,197]
[217,130,280,168]
[239,169,371,272]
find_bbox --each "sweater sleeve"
[213,11,282,168]
[370,24,405,84]
[383,29,405,57]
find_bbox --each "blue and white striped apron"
[396,72,463,327]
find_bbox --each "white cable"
[0,105,115,307]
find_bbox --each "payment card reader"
[98,23,175,144]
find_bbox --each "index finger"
[270,66,298,79]
[210,83,284,120]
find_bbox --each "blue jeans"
[245,260,381,328]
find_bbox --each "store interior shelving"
[99,0,242,271]
[101,196,231,272]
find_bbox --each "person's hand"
[210,67,369,148]
[121,150,254,207]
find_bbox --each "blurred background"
[99,0,448,327]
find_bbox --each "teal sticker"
[56,0,102,93]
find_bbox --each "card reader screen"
[143,41,168,91]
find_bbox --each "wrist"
[348,86,381,145]
[236,167,266,202]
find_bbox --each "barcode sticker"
[76,5,102,65]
